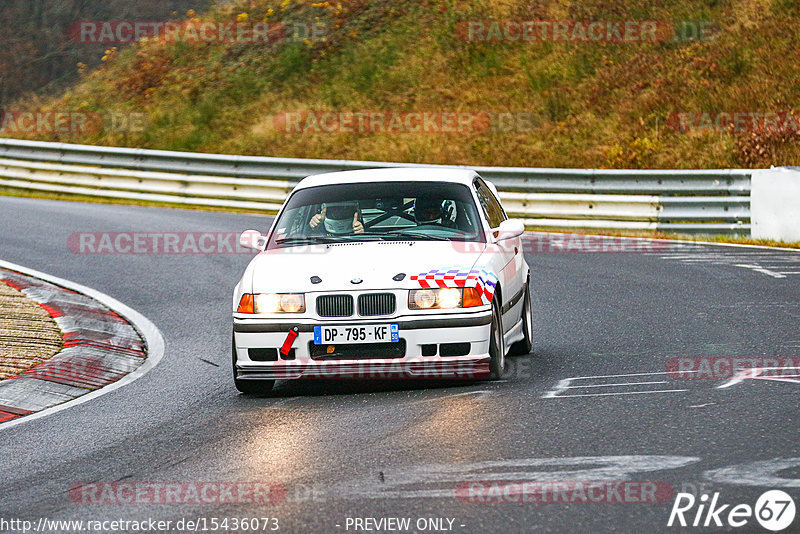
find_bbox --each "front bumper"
[233,310,492,380]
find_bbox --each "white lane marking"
[525,230,800,253]
[562,380,668,389]
[734,264,787,278]
[677,259,800,265]
[718,366,800,389]
[652,242,800,279]
[541,378,573,398]
[758,377,800,384]
[688,403,716,408]
[542,372,695,399]
[705,458,800,488]
[718,369,762,389]
[0,259,165,431]
[549,389,687,399]
[563,371,669,380]
[661,254,800,259]
[541,368,727,399]
[329,455,701,500]
[559,370,703,381]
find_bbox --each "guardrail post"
[751,167,800,241]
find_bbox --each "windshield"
[266,181,485,249]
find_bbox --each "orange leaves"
[115,48,172,98]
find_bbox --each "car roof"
[295,168,479,190]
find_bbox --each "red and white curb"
[0,260,164,429]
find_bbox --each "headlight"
[279,293,305,313]
[408,287,483,309]
[237,293,305,313]
[255,293,282,313]
[437,288,462,309]
[411,289,437,309]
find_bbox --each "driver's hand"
[353,212,364,234]
[309,207,326,229]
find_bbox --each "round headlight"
[280,293,304,313]
[255,293,281,313]
[413,289,437,309]
[437,288,462,309]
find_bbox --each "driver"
[309,201,364,235]
[413,197,446,225]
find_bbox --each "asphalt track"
[0,195,798,533]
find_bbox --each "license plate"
[314,324,399,345]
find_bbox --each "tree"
[0,0,209,108]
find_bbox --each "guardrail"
[0,138,753,235]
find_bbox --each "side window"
[474,179,506,228]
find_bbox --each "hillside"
[3,0,799,169]
[0,0,206,107]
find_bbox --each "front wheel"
[509,279,533,356]
[232,331,275,394]
[489,299,505,379]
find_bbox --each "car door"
[473,177,525,332]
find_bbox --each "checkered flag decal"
[410,267,498,303]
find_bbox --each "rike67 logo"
[668,490,796,531]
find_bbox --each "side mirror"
[493,219,525,242]
[240,230,267,251]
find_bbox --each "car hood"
[248,240,486,293]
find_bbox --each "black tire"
[232,331,275,394]
[489,298,505,379]
[509,279,533,356]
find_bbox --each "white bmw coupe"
[232,168,532,393]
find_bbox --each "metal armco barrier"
[0,138,754,235]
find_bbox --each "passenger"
[413,197,449,226]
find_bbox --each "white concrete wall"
[751,167,800,242]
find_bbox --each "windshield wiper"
[276,232,452,245]
[381,231,453,241]
[275,236,341,245]
[276,234,384,245]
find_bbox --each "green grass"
[525,226,800,250]
[0,186,275,216]
[2,0,798,169]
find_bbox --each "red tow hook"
[280,326,300,356]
